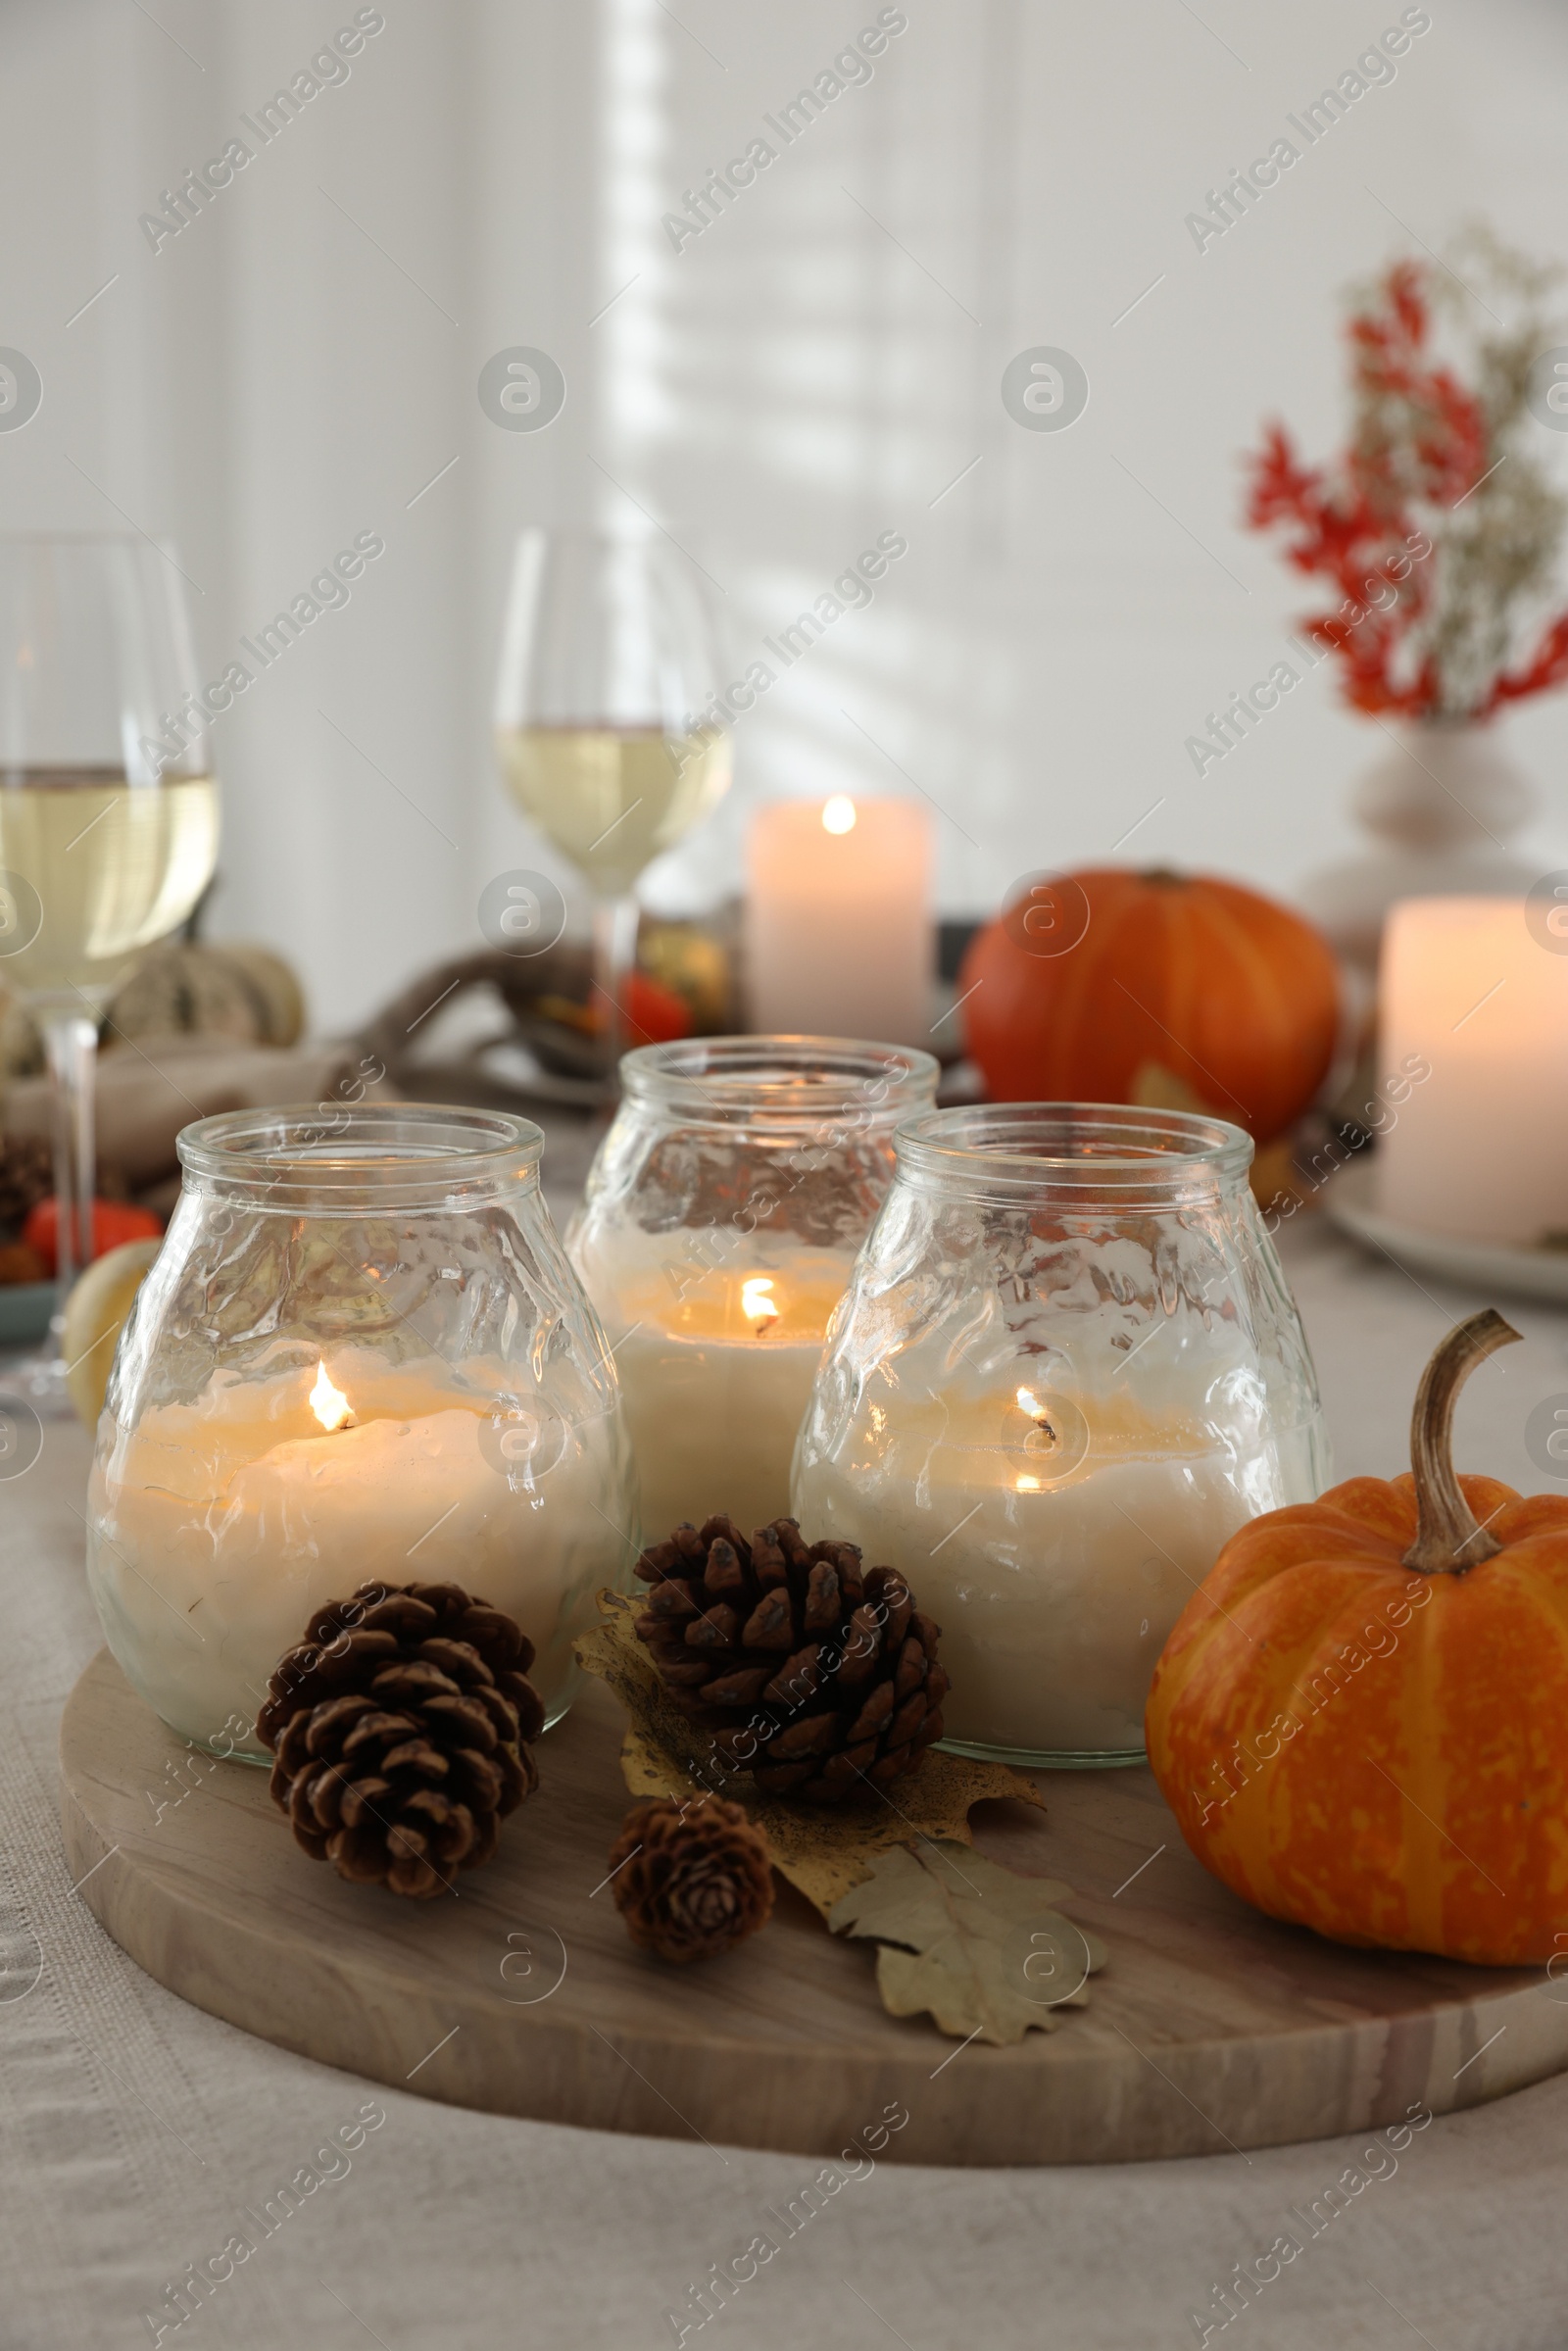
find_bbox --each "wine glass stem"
[39,1010,98,1332]
[592,893,640,1080]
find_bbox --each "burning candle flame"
[741,1276,780,1334]
[1014,1386,1058,1485]
[821,795,857,835]
[310,1360,353,1432]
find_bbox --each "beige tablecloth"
[3,1202,1567,2351]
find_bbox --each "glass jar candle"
[568,1037,939,1542]
[792,1104,1330,1767]
[86,1104,634,1760]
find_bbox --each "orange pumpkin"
[1147,1311,1568,1965]
[959,867,1339,1143]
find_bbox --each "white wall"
[2,0,1565,1028]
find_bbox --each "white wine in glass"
[0,537,220,1411]
[497,724,731,897]
[0,768,219,1002]
[494,532,732,1072]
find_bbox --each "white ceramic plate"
[1324,1158,1568,1306]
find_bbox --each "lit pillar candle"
[1378,896,1568,1244]
[86,1348,621,1756]
[596,1256,848,1538]
[746,796,932,1044]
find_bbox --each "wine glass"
[0,535,220,1410]
[493,529,732,1075]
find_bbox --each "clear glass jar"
[86,1104,634,1761]
[792,1104,1330,1768]
[568,1037,940,1543]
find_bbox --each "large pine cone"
[634,1516,949,1803]
[257,1580,544,1899]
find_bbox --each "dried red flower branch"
[1244,240,1568,720]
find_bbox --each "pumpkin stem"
[1402,1308,1522,1574]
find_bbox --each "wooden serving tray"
[59,1649,1568,2166]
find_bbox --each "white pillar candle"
[1378,896,1568,1244]
[746,797,931,1044]
[86,1348,623,1757]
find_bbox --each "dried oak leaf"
[828,1839,1107,2046]
[575,1590,1044,1918]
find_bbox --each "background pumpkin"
[958,866,1340,1143]
[0,939,305,1080]
[103,939,306,1052]
[1146,1311,1568,1966]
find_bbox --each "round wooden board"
[60,1648,1568,2167]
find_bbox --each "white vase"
[1299,719,1540,976]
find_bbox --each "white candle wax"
[1378,896,1568,1244]
[86,1347,623,1756]
[574,1238,848,1540]
[794,1383,1315,1758]
[745,796,931,1045]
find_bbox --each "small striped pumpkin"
[1146,1310,1568,1965]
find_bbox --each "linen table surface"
[3,1204,1566,2351]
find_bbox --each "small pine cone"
[633,1516,950,1805]
[610,1796,773,1963]
[257,1580,544,1899]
